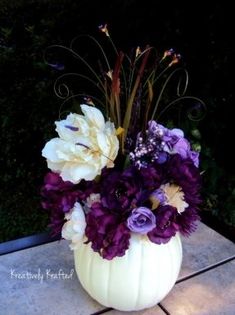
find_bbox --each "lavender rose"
[127,207,156,234]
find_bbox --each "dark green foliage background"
[0,0,234,242]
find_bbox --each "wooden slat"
[161,260,235,315]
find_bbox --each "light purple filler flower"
[130,121,199,168]
[127,207,156,234]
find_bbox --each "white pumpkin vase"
[74,232,182,311]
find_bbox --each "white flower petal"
[61,202,86,250]
[97,132,110,155]
[42,105,119,184]
[42,138,64,162]
[161,183,188,213]
[61,163,97,183]
[55,113,89,140]
[46,160,65,173]
[61,221,74,240]
[81,104,105,129]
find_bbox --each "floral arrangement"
[41,25,202,260]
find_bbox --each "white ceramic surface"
[74,233,182,311]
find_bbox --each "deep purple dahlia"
[176,207,200,236]
[160,154,201,236]
[166,154,201,207]
[100,167,142,212]
[41,172,94,236]
[148,205,180,244]
[85,201,131,259]
[41,172,79,213]
[139,164,163,191]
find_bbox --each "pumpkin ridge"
[88,245,95,296]
[168,235,175,290]
[106,255,111,305]
[135,236,144,309]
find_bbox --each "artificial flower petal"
[62,202,86,249]
[42,106,119,184]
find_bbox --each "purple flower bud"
[127,207,156,234]
[48,63,65,71]
[148,121,165,137]
[148,120,158,133]
[151,188,167,205]
[187,150,199,167]
[157,151,168,164]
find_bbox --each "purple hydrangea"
[127,207,156,234]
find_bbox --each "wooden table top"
[0,222,234,315]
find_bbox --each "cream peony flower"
[42,104,119,184]
[62,202,86,250]
[162,183,188,213]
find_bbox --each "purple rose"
[127,207,156,234]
